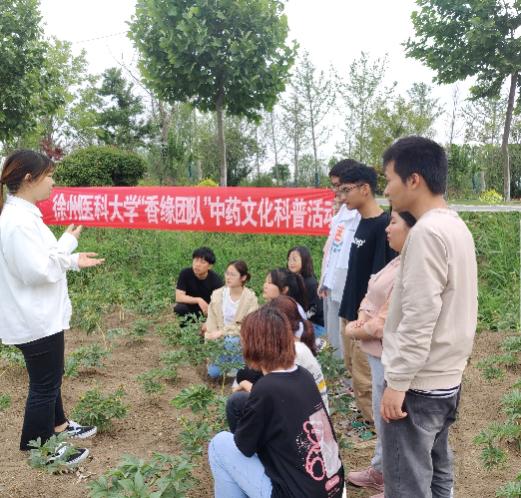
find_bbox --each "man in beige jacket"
[379,136,478,498]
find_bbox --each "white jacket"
[0,195,79,345]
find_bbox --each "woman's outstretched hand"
[78,252,105,269]
[66,224,83,240]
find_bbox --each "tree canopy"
[128,0,296,185]
[405,0,521,199]
[0,0,46,144]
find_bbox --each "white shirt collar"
[6,194,43,218]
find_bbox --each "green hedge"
[55,146,145,187]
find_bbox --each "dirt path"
[0,324,518,498]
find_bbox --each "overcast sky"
[39,1,465,149]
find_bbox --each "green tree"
[196,115,260,186]
[463,95,505,146]
[19,38,90,155]
[406,82,443,136]
[406,0,521,199]
[280,91,309,185]
[292,51,335,186]
[367,82,442,165]
[65,75,102,148]
[270,163,291,185]
[0,0,46,145]
[95,67,150,150]
[129,0,296,186]
[147,101,197,185]
[337,52,392,163]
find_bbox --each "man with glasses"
[318,160,361,360]
[338,164,396,426]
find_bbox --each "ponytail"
[0,150,54,214]
[268,295,317,356]
[290,272,308,311]
[299,320,317,356]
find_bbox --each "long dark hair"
[269,295,317,356]
[287,245,315,279]
[268,268,308,310]
[0,150,54,212]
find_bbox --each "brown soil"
[0,324,518,498]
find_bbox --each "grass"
[460,213,519,331]
[56,211,519,334]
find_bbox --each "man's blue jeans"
[381,388,460,498]
[209,431,272,498]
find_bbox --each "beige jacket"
[381,209,478,391]
[205,286,258,337]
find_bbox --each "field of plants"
[0,212,519,498]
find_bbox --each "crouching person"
[208,306,344,498]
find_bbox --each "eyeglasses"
[338,184,362,194]
[225,271,240,278]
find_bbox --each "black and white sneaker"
[48,443,90,468]
[61,420,97,439]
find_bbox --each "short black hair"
[192,247,216,265]
[382,136,447,195]
[329,158,360,178]
[338,164,378,194]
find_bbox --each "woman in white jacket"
[0,150,103,466]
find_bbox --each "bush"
[479,189,503,204]
[71,387,128,432]
[197,178,218,187]
[88,453,195,498]
[55,146,146,187]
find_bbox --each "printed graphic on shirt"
[331,223,357,255]
[297,406,342,490]
[332,223,346,249]
[352,237,366,248]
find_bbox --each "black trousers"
[16,331,67,451]
[173,303,203,327]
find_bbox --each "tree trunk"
[255,126,260,179]
[270,112,280,184]
[216,92,227,186]
[305,81,320,187]
[293,134,299,185]
[158,100,171,185]
[309,105,319,187]
[448,85,459,148]
[501,72,517,201]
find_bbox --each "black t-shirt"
[234,366,344,498]
[339,211,396,321]
[303,275,324,326]
[175,267,223,303]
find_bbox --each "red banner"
[39,187,335,236]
